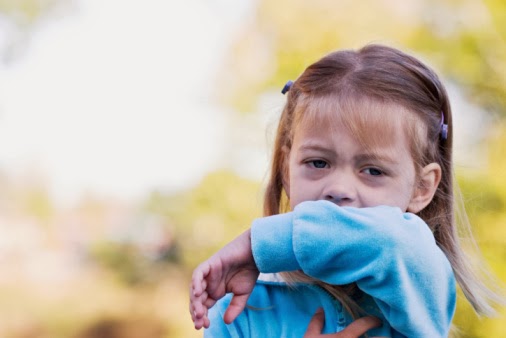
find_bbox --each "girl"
[189,44,500,337]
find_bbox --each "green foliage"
[143,170,262,269]
[217,0,506,115]
[90,242,150,286]
[74,317,167,338]
[452,124,506,336]
[89,241,179,287]
[457,124,506,241]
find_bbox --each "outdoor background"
[0,0,505,337]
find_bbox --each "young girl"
[189,44,499,337]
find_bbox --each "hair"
[263,44,502,318]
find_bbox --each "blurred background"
[0,0,504,337]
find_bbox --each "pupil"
[314,160,326,168]
[370,168,381,175]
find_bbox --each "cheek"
[287,172,314,209]
[290,184,325,210]
[361,182,413,210]
[287,179,302,209]
[388,181,416,211]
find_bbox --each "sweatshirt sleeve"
[251,200,456,338]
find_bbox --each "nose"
[322,173,356,206]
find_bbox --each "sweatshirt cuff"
[251,212,300,273]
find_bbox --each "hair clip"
[281,80,293,95]
[440,112,448,140]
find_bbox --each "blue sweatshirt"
[205,200,456,337]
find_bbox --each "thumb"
[223,293,250,324]
[303,308,325,337]
[338,316,382,337]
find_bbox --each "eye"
[363,167,383,176]
[309,160,328,169]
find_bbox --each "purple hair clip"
[440,112,448,140]
[281,80,293,95]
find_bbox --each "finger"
[223,293,250,324]
[189,284,199,312]
[190,303,203,328]
[189,292,200,322]
[196,301,211,330]
[192,279,207,296]
[338,316,382,337]
[193,314,210,330]
[194,315,208,330]
[203,316,211,329]
[192,261,211,297]
[193,292,209,319]
[192,300,209,330]
[190,274,210,319]
[303,308,325,337]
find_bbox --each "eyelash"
[306,160,385,176]
[308,160,328,169]
[362,167,383,176]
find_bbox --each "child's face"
[286,115,419,212]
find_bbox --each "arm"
[190,227,382,337]
[252,200,456,337]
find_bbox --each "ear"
[281,145,291,197]
[407,163,442,214]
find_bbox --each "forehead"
[294,94,420,152]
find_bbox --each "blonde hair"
[264,44,502,317]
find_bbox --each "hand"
[189,229,259,330]
[304,308,382,338]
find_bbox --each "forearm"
[251,200,456,337]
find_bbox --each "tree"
[215,0,506,116]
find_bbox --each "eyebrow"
[354,153,399,165]
[297,143,336,157]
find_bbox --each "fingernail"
[316,307,323,314]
